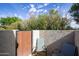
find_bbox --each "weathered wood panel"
[17,31,31,56]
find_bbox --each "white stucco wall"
[12,30,18,38]
[32,30,39,51]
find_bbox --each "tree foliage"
[18,9,70,30]
[69,3,79,23]
[0,17,22,25]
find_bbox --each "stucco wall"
[0,31,16,56]
[32,30,39,50]
[39,30,75,55]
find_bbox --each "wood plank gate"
[17,31,32,56]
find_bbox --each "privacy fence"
[0,30,79,56]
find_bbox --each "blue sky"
[0,3,73,20]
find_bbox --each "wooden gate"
[17,31,32,56]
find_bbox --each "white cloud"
[37,9,44,13]
[14,13,18,17]
[56,6,60,9]
[29,4,37,13]
[18,15,23,19]
[66,13,72,19]
[37,3,49,9]
[44,3,49,6]
[28,4,37,15]
[30,4,35,8]
[63,9,66,12]
[70,20,79,29]
[36,9,48,15]
[55,6,60,11]
[14,13,24,19]
[29,7,37,13]
[28,4,48,16]
[43,10,48,13]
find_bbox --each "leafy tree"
[0,17,22,25]
[69,3,79,23]
[7,21,22,30]
[20,16,38,30]
[18,9,70,30]
[37,14,48,30]
[48,9,69,30]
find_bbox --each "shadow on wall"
[46,31,78,56]
[0,31,16,56]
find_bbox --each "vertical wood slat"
[17,31,31,56]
